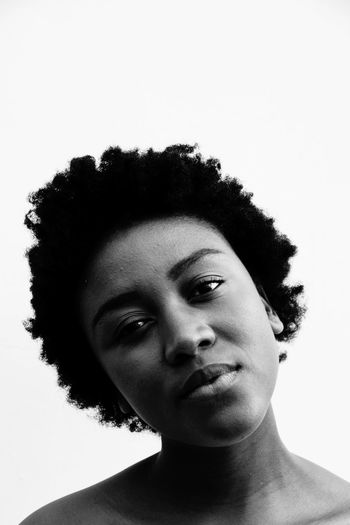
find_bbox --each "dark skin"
[20,217,350,524]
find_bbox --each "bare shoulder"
[293,454,350,523]
[19,455,156,525]
[18,492,84,525]
[18,485,116,525]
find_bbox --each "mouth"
[179,363,242,400]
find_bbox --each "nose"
[162,304,216,365]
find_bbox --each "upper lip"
[179,363,241,399]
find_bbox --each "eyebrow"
[92,247,223,330]
[92,291,141,331]
[166,248,223,281]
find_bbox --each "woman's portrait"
[2,1,350,524]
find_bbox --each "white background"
[1,1,350,523]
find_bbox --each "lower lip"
[184,368,241,401]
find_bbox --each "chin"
[176,402,270,448]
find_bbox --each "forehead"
[86,217,239,284]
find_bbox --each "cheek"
[217,295,279,386]
[216,292,271,345]
[115,367,168,432]
[99,348,161,405]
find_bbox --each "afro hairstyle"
[24,144,307,433]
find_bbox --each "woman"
[21,145,350,524]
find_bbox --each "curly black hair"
[24,144,307,434]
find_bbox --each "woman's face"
[79,217,283,447]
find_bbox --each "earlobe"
[117,394,133,415]
[260,294,284,335]
[269,312,284,335]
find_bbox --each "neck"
[148,405,297,511]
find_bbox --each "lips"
[179,363,241,399]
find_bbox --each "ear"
[117,393,133,415]
[259,294,284,335]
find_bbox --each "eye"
[190,277,224,299]
[116,318,152,341]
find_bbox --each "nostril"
[165,326,216,364]
[198,338,213,348]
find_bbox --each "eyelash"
[189,276,224,300]
[114,276,224,342]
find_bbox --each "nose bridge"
[162,301,215,363]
